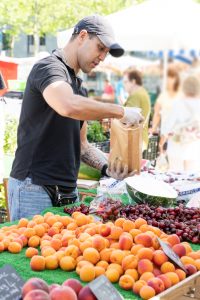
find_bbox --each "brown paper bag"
[109,119,143,174]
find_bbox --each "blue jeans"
[8,177,79,221]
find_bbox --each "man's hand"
[120,107,144,126]
[107,157,136,180]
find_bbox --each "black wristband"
[101,164,109,177]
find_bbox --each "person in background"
[101,78,115,102]
[115,78,127,105]
[162,75,200,172]
[123,69,151,151]
[151,68,181,152]
[8,14,144,221]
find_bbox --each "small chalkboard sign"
[157,238,187,273]
[0,264,25,300]
[89,275,124,300]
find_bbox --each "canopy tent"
[57,0,200,52]
[94,54,159,74]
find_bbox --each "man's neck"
[62,44,79,74]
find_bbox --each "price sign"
[0,264,25,300]
[157,238,187,273]
[89,275,124,300]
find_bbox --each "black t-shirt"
[11,50,85,187]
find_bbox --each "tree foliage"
[0,0,133,55]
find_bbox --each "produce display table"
[0,196,200,300]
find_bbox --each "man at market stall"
[8,14,144,221]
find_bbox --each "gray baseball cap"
[73,14,124,57]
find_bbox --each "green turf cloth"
[0,196,199,300]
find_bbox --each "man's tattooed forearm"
[81,145,108,170]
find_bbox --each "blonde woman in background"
[123,69,151,151]
[151,68,181,151]
[162,75,200,172]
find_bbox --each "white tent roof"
[57,0,200,51]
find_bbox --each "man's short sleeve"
[31,58,70,93]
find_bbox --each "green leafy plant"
[3,116,18,155]
[87,121,107,143]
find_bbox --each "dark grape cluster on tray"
[64,200,200,243]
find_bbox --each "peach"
[134,233,153,247]
[134,217,147,229]
[138,259,154,275]
[65,245,80,259]
[157,274,172,289]
[110,226,123,240]
[18,217,29,228]
[49,284,60,293]
[62,278,83,296]
[50,238,62,251]
[22,277,49,298]
[28,235,40,248]
[130,229,142,240]
[76,261,93,275]
[48,227,60,237]
[110,249,126,265]
[92,236,106,252]
[45,255,58,270]
[24,228,36,238]
[107,263,123,276]
[94,266,105,277]
[122,255,138,270]
[172,244,186,258]
[119,274,135,290]
[131,244,143,255]
[153,250,168,266]
[180,255,195,266]
[41,246,56,257]
[137,248,154,261]
[139,285,155,300]
[80,265,95,282]
[167,234,180,246]
[23,289,50,300]
[59,256,76,271]
[165,272,180,285]
[30,255,45,271]
[125,269,139,281]
[152,268,162,276]
[25,247,39,258]
[99,224,111,237]
[83,247,100,264]
[160,262,176,273]
[175,269,186,281]
[181,242,192,255]
[100,248,113,262]
[114,217,125,228]
[140,272,155,282]
[78,286,97,300]
[8,241,22,253]
[147,277,165,294]
[195,259,200,271]
[0,242,4,252]
[185,264,197,275]
[188,251,200,260]
[50,286,77,300]
[96,260,109,270]
[19,234,28,247]
[33,224,46,237]
[75,213,88,227]
[105,268,120,283]
[79,240,93,253]
[119,235,133,250]
[133,280,147,295]
[122,220,135,232]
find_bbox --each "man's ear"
[78,30,88,44]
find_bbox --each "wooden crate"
[151,271,200,300]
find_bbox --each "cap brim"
[97,35,124,57]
